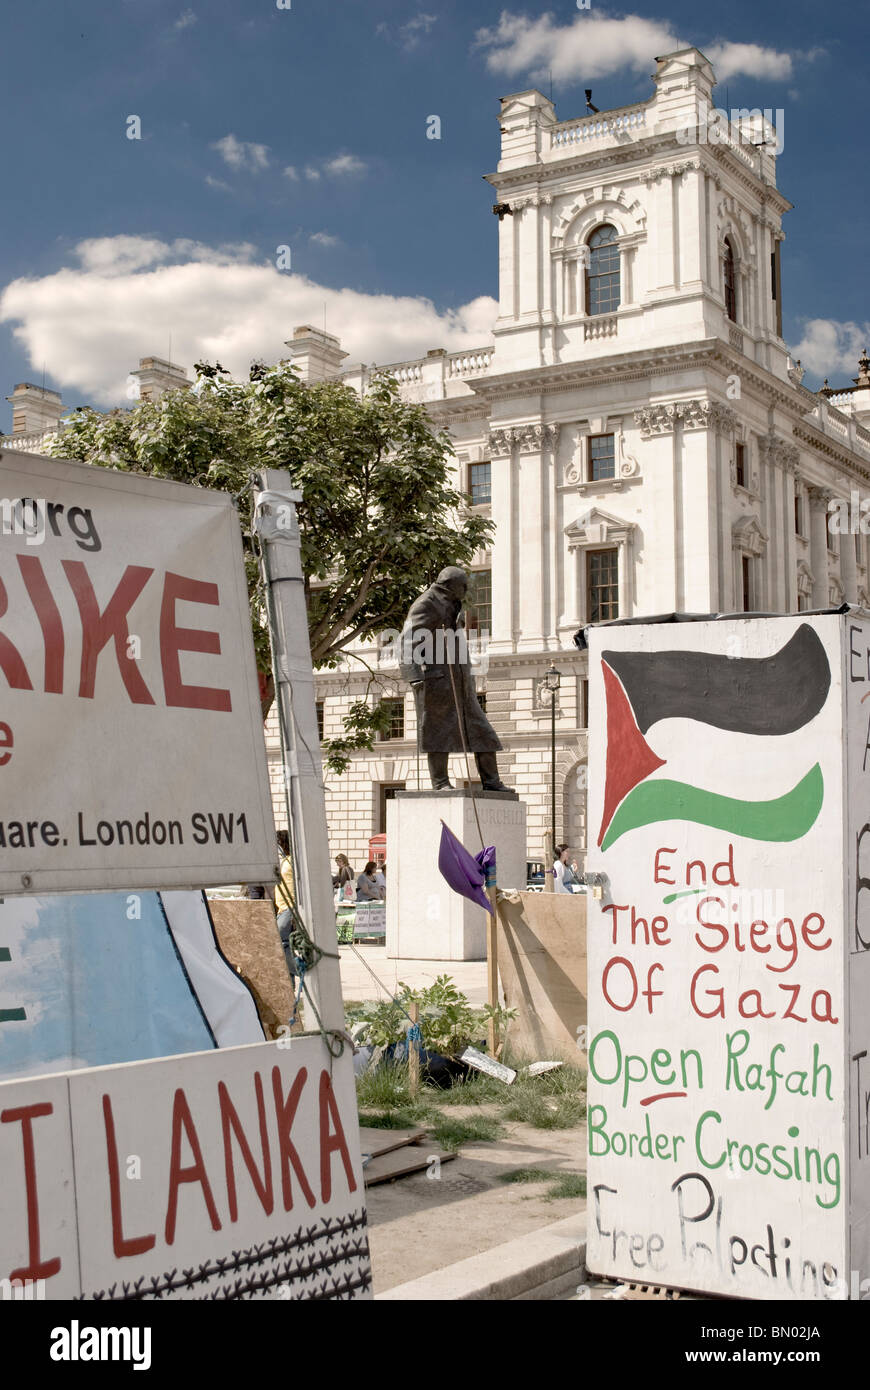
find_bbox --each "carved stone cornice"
[642,158,701,185]
[512,194,554,210]
[634,399,737,438]
[488,423,560,455]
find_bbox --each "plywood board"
[364,1149,455,1186]
[358,1126,427,1158]
[496,892,587,1064]
[208,898,297,1040]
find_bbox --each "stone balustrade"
[551,106,646,149]
[583,315,617,342]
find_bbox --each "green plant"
[348,975,516,1057]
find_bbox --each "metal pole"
[253,472,344,1035]
[551,685,557,855]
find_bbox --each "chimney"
[285,326,348,383]
[6,383,63,436]
[129,357,191,403]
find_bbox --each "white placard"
[0,1038,371,1300]
[585,614,853,1300]
[0,451,276,893]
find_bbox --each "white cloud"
[304,166,321,181]
[211,134,270,173]
[309,232,340,247]
[474,11,795,86]
[791,319,870,380]
[205,174,232,192]
[283,165,299,181]
[0,235,497,406]
[324,153,367,176]
[173,8,197,31]
[475,12,683,81]
[704,41,792,82]
[378,12,437,51]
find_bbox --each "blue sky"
[0,0,866,429]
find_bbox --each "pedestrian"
[273,830,294,912]
[332,850,353,895]
[356,861,381,902]
[373,862,386,900]
[553,844,581,894]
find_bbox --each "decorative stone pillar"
[839,505,858,602]
[807,486,832,608]
[488,428,518,654]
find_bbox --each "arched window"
[586,224,620,316]
[723,237,737,322]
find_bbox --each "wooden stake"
[486,885,499,1056]
[408,1001,420,1097]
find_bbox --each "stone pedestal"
[386,790,527,961]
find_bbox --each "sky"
[0,0,867,430]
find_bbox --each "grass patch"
[431,1113,504,1151]
[498,1167,586,1200]
[434,1070,508,1106]
[548,1174,587,1200]
[497,1167,558,1185]
[355,1062,415,1112]
[502,1088,586,1130]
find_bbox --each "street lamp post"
[545,664,562,871]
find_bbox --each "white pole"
[253,471,344,1035]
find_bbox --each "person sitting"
[356,861,382,902]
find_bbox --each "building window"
[469,462,491,506]
[587,549,619,623]
[466,570,492,633]
[741,555,752,612]
[586,225,620,316]
[377,698,405,741]
[581,678,589,729]
[724,238,737,322]
[856,532,863,568]
[378,783,405,834]
[315,700,324,741]
[794,493,802,535]
[735,442,746,489]
[588,433,616,482]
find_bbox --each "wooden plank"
[358,1125,427,1159]
[364,1148,456,1186]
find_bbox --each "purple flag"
[438,821,495,914]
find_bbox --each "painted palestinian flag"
[598,624,830,850]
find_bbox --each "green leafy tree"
[45,362,494,771]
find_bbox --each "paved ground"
[340,943,488,1007]
[366,1112,587,1293]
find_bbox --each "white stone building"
[5,48,870,876]
[301,47,870,873]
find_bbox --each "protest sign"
[585,613,868,1300]
[0,1038,371,1300]
[0,450,276,894]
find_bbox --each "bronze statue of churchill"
[399,566,510,791]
